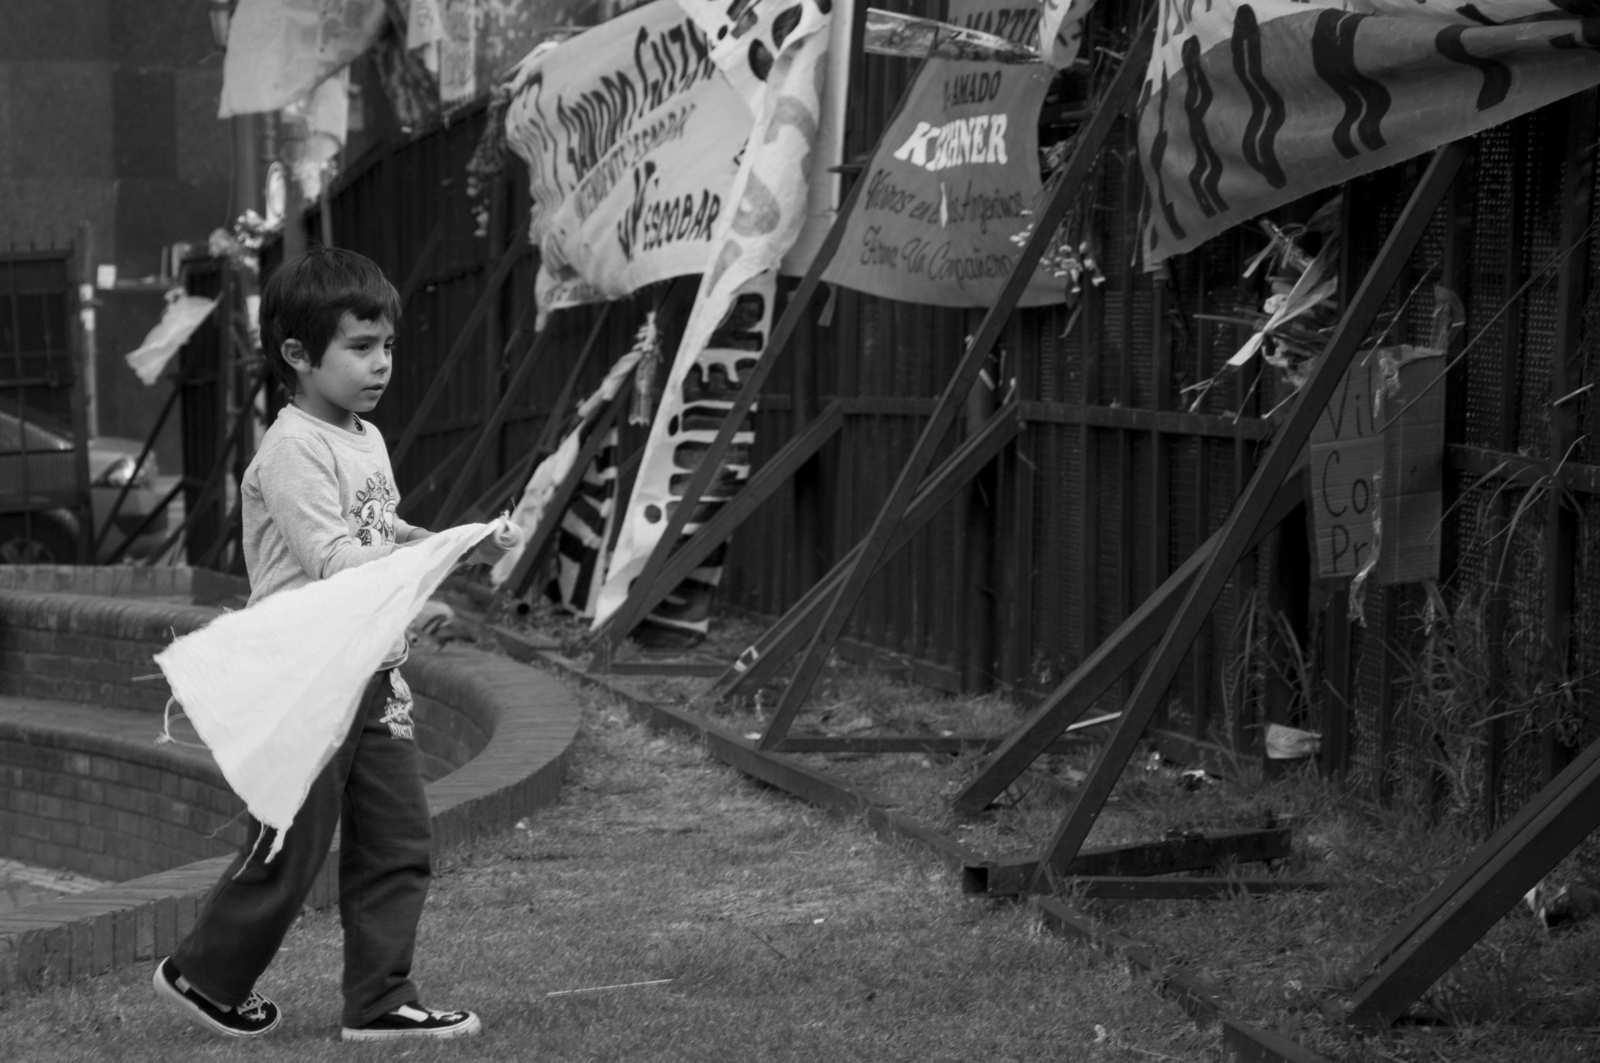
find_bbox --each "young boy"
[153,247,499,1041]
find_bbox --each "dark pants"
[172,669,433,1028]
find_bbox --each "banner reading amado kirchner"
[503,1,754,311]
[822,0,1061,307]
[1140,0,1600,268]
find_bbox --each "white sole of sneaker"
[151,961,281,1039]
[340,1013,483,1041]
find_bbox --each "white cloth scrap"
[124,290,217,386]
[219,0,387,118]
[155,521,496,861]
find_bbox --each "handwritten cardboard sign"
[821,0,1060,307]
[1307,347,1444,584]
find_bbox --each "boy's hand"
[470,517,524,565]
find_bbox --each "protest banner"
[503,1,754,310]
[595,0,833,638]
[1139,0,1600,267]
[821,0,1061,307]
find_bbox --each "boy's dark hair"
[260,247,402,393]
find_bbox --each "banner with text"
[503,2,754,309]
[595,0,833,638]
[1139,0,1600,267]
[822,0,1059,307]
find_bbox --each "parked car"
[0,410,170,563]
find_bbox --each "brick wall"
[0,573,582,994]
[0,710,246,882]
[0,565,247,714]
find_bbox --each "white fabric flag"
[155,521,495,861]
[219,0,388,118]
[124,290,217,386]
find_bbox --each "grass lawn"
[509,604,1600,1063]
[0,688,1214,1062]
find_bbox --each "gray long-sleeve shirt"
[241,403,419,668]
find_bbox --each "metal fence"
[315,0,1600,833]
[0,247,92,565]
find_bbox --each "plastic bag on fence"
[1265,723,1322,760]
[125,289,218,385]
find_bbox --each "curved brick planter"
[0,567,582,995]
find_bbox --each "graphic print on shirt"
[350,472,399,546]
[380,670,415,740]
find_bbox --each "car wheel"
[0,513,81,564]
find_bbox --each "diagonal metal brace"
[1347,732,1600,1027]
[709,400,1025,701]
[1032,140,1471,889]
[953,466,1307,814]
[757,12,1157,750]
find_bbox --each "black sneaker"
[152,956,281,1038]
[342,1002,483,1041]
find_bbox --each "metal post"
[71,223,96,560]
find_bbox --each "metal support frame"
[708,400,1024,699]
[434,309,559,526]
[396,429,480,520]
[970,827,1294,897]
[1346,731,1600,1027]
[771,733,1094,755]
[395,218,445,306]
[1063,877,1324,900]
[133,369,270,566]
[70,226,95,561]
[461,303,619,525]
[1032,141,1470,887]
[388,214,531,472]
[93,377,183,556]
[587,400,845,663]
[488,280,693,599]
[756,16,1155,750]
[953,468,1307,813]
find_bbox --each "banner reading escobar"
[1139,0,1600,268]
[503,1,754,309]
[822,0,1059,307]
